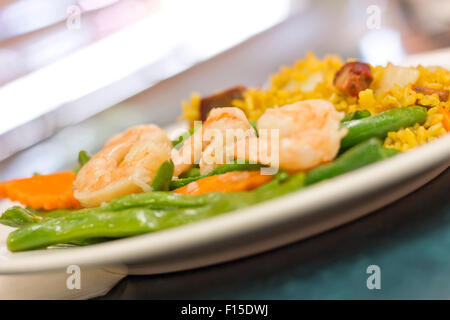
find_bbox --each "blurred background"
[0,0,449,174]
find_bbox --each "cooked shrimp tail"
[227,100,347,171]
[172,107,256,176]
[74,125,172,207]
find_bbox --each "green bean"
[340,106,427,151]
[249,120,258,137]
[73,150,91,174]
[172,127,197,149]
[210,161,263,175]
[78,150,91,166]
[341,110,371,122]
[380,147,401,158]
[151,160,174,191]
[179,167,201,178]
[305,138,399,185]
[170,177,200,189]
[169,161,264,190]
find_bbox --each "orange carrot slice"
[0,171,81,210]
[0,182,7,198]
[441,106,450,132]
[173,171,273,195]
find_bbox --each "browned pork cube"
[333,62,373,97]
[200,86,246,120]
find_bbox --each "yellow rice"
[182,53,450,151]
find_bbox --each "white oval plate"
[1,35,450,274]
[0,133,448,274]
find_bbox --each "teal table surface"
[102,168,450,300]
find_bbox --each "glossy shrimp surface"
[229,99,347,171]
[172,107,255,176]
[74,125,172,207]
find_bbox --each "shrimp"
[227,100,347,171]
[74,125,172,207]
[172,107,256,176]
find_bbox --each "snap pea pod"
[305,138,399,185]
[69,238,110,246]
[9,173,287,227]
[340,106,427,151]
[104,191,224,211]
[0,206,97,226]
[8,205,228,252]
[255,172,305,200]
[150,160,174,191]
[6,173,305,252]
[254,170,290,193]
[79,189,223,212]
[341,110,371,122]
[169,161,264,190]
[53,238,110,247]
[7,207,172,251]
[0,206,43,228]
[0,207,108,247]
[39,208,81,219]
[31,192,224,216]
[0,191,225,229]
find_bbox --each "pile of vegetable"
[0,105,430,251]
